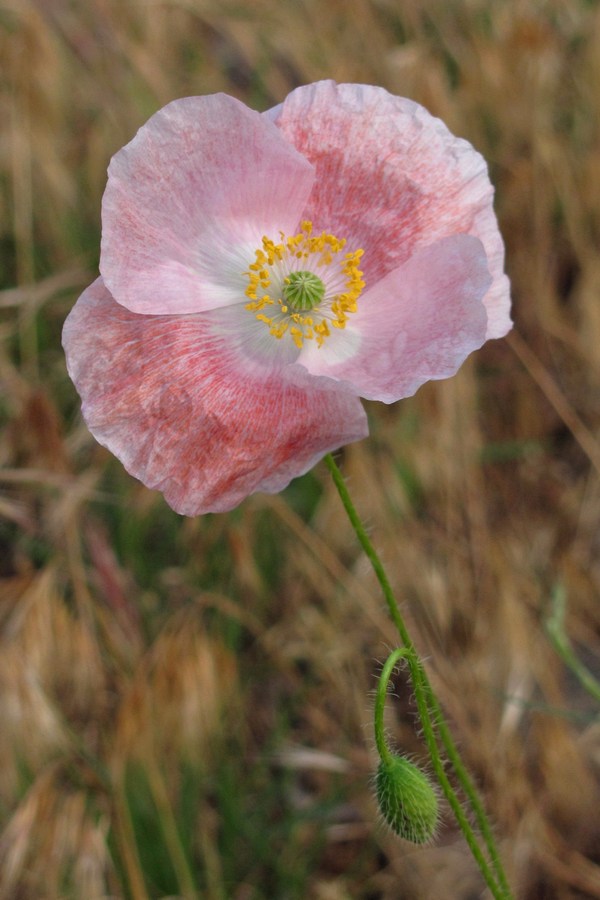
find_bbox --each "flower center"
[244,220,365,349]
[282,270,325,311]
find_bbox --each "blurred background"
[2,0,600,897]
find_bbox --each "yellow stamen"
[244,220,364,349]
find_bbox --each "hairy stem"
[324,453,512,899]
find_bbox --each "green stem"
[374,647,411,764]
[379,645,503,895]
[323,455,411,645]
[405,652,510,898]
[420,679,512,898]
[324,453,512,900]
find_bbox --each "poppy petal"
[63,278,368,514]
[101,94,315,316]
[298,234,490,402]
[266,80,511,339]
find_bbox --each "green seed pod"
[282,270,326,310]
[375,754,439,843]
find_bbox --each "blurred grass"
[2,0,600,897]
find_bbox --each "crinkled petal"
[298,235,490,403]
[265,80,511,339]
[62,278,368,515]
[101,94,315,316]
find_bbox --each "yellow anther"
[243,220,364,348]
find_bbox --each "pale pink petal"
[62,279,368,515]
[298,235,490,403]
[101,94,315,316]
[265,80,511,340]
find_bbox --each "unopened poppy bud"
[375,754,439,843]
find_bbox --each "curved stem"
[374,647,411,764]
[324,453,512,900]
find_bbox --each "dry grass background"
[1,0,600,897]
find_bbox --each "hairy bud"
[375,755,439,843]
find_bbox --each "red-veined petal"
[266,81,511,340]
[63,279,368,514]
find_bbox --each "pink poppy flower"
[63,81,511,515]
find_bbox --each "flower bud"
[375,755,439,843]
